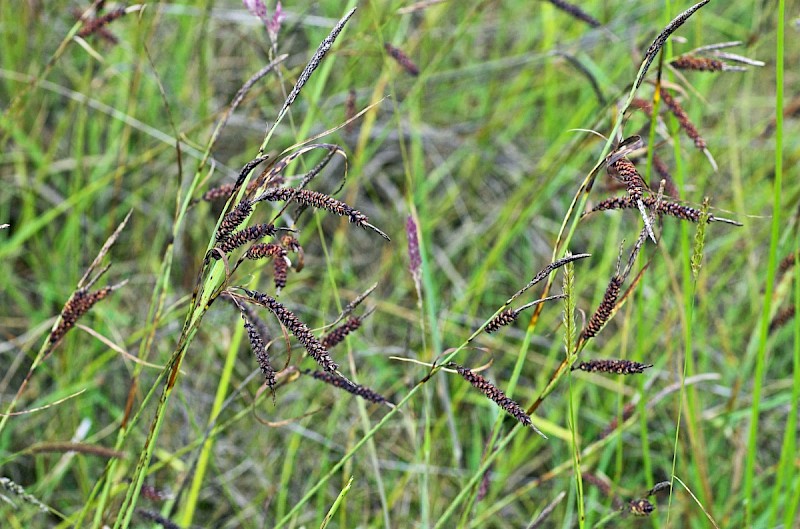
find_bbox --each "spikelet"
[586,195,741,225]
[484,295,565,334]
[659,87,708,152]
[446,362,545,438]
[580,275,623,340]
[136,509,181,529]
[77,7,127,38]
[607,157,656,241]
[647,481,672,496]
[345,88,357,134]
[304,370,389,404]
[769,306,796,333]
[321,316,363,349]
[139,483,173,502]
[273,255,288,289]
[47,285,123,348]
[0,477,49,512]
[608,158,645,201]
[778,253,797,277]
[202,180,263,202]
[670,56,725,72]
[241,309,276,396]
[485,309,518,334]
[384,42,420,76]
[630,98,654,116]
[244,289,338,372]
[255,187,389,240]
[214,223,276,255]
[546,0,601,27]
[651,154,680,198]
[629,499,655,516]
[245,242,285,261]
[216,200,253,242]
[571,359,653,375]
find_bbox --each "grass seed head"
[546,0,601,27]
[769,305,796,333]
[48,285,120,348]
[446,362,545,438]
[670,55,725,71]
[659,87,707,150]
[629,498,655,516]
[214,223,276,255]
[485,309,519,334]
[321,316,364,349]
[572,359,653,375]
[580,275,623,340]
[304,369,389,404]
[245,290,338,372]
[216,200,253,242]
[384,42,420,76]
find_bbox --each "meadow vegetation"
[0,1,797,527]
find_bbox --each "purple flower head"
[244,0,286,41]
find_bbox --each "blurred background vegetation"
[1,1,798,527]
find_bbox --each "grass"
[1,1,797,528]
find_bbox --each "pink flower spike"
[243,0,268,20]
[267,2,287,40]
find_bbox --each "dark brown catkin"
[304,370,388,404]
[214,223,275,255]
[273,254,288,289]
[48,286,115,347]
[484,309,518,333]
[136,509,181,529]
[659,87,707,150]
[77,7,127,38]
[242,312,276,395]
[246,290,338,372]
[446,362,543,436]
[778,253,797,276]
[770,305,796,333]
[257,188,370,228]
[587,195,740,225]
[670,56,725,72]
[321,316,363,349]
[245,242,284,261]
[580,275,623,340]
[546,0,601,27]
[630,97,654,116]
[384,42,420,76]
[629,499,655,516]
[608,158,645,201]
[571,359,653,375]
[216,200,253,242]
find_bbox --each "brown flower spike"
[48,285,124,348]
[243,289,338,372]
[255,187,389,240]
[214,223,276,255]
[580,276,623,340]
[484,294,565,334]
[384,42,419,76]
[571,359,653,375]
[304,370,389,405]
[446,362,545,438]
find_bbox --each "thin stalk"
[746,1,784,523]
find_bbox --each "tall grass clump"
[0,1,795,528]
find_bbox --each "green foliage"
[1,1,796,528]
